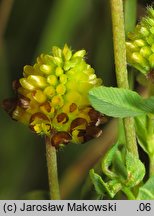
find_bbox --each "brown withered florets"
[2,45,107,148]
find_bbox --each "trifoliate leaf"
[89,87,146,118]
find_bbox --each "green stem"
[123,118,138,157]
[122,187,135,200]
[45,136,60,200]
[110,0,128,89]
[110,0,138,157]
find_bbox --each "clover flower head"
[3,44,107,148]
[126,7,154,77]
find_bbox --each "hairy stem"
[123,118,138,156]
[110,0,138,157]
[45,136,60,200]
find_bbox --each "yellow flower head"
[3,45,107,148]
[126,7,154,77]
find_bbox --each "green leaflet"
[102,145,145,188]
[89,169,106,197]
[135,115,149,154]
[90,148,145,199]
[141,97,154,113]
[137,175,154,200]
[101,142,119,179]
[135,115,154,156]
[89,169,122,199]
[125,151,145,187]
[102,143,128,182]
[89,86,154,118]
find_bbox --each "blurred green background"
[0,0,152,199]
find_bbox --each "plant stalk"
[45,136,60,200]
[122,187,135,200]
[110,0,138,157]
